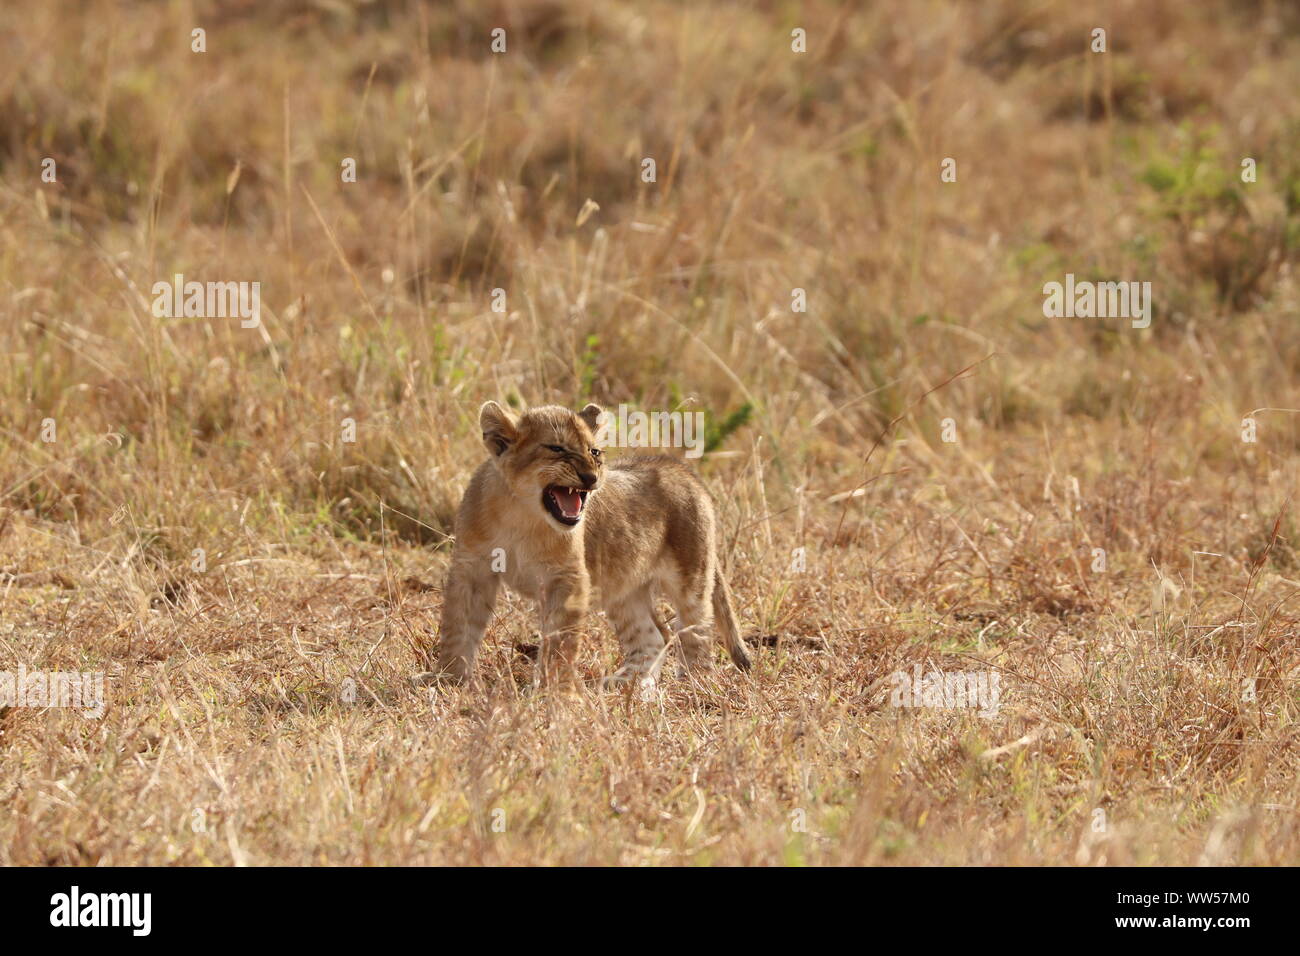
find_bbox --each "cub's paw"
[600,670,659,702]
[675,659,716,681]
[411,670,467,690]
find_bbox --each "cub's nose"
[578,472,598,489]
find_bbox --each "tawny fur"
[431,401,751,688]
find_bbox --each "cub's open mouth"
[542,485,589,526]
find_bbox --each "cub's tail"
[713,568,752,671]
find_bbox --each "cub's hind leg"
[670,568,751,676]
[670,589,717,676]
[661,549,717,676]
[602,586,666,695]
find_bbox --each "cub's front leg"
[537,569,590,688]
[434,551,501,682]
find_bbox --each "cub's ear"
[480,401,518,457]
[578,403,603,433]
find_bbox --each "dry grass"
[2,0,1299,865]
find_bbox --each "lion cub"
[431,401,751,689]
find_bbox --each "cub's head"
[479,401,605,530]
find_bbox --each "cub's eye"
[545,444,565,454]
[590,448,602,459]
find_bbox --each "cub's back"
[583,456,717,594]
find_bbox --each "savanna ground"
[2,0,1299,866]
